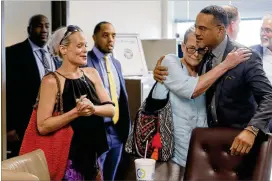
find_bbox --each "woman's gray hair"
[48,27,70,58]
[183,26,195,44]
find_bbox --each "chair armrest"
[2,169,39,181]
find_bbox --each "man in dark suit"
[194,5,272,155]
[251,14,272,132]
[87,21,131,181]
[6,14,60,158]
[154,6,272,156]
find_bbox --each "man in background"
[251,14,272,72]
[6,14,59,158]
[222,5,240,41]
[87,21,131,181]
[251,14,272,131]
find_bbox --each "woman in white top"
[152,26,251,181]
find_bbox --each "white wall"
[68,1,161,49]
[4,1,51,47]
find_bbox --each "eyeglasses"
[186,46,207,55]
[261,28,272,34]
[59,25,82,45]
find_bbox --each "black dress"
[56,71,109,180]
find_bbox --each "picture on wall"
[113,33,148,76]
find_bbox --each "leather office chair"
[184,127,272,181]
[2,149,50,181]
[2,170,39,181]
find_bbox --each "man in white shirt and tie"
[87,21,131,181]
[6,14,60,158]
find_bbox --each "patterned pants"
[63,160,84,181]
[63,160,103,181]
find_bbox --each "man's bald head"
[27,14,50,47]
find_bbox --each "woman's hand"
[76,95,96,116]
[153,55,168,83]
[221,48,252,70]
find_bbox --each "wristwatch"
[250,126,259,134]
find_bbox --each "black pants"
[115,148,130,180]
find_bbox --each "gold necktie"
[104,56,119,124]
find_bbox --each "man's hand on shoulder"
[153,55,168,83]
[230,126,257,156]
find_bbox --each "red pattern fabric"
[20,108,74,180]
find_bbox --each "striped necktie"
[104,55,119,124]
[39,49,50,74]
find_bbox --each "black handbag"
[125,82,174,161]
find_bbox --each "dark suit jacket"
[198,38,272,133]
[6,39,60,138]
[251,44,263,58]
[86,50,131,143]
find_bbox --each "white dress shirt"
[263,47,272,83]
[28,39,55,79]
